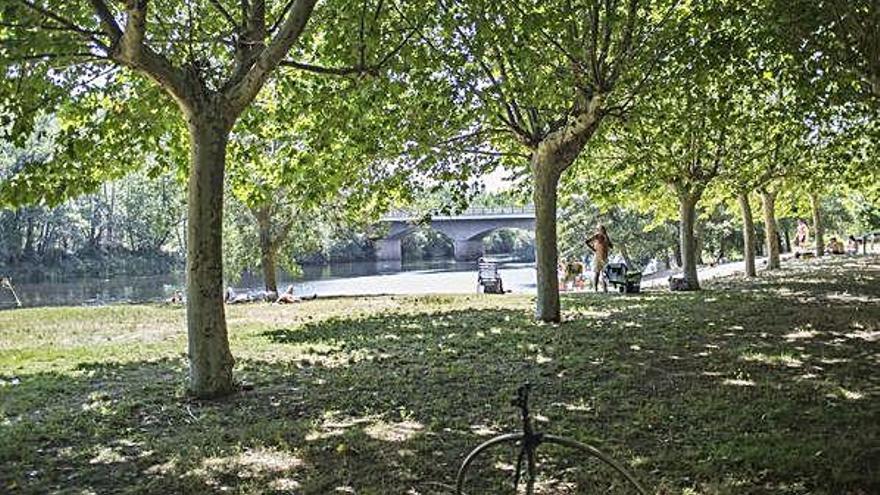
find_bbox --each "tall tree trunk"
[760,190,780,270]
[810,192,824,257]
[737,191,757,277]
[23,211,35,259]
[694,217,705,265]
[673,240,682,268]
[678,193,700,290]
[782,226,791,253]
[532,160,561,323]
[618,241,634,268]
[185,112,235,399]
[256,206,278,294]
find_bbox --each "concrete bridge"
[375,205,536,261]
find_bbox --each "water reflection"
[1,260,535,309]
[6,273,184,309]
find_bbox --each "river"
[0,259,539,309]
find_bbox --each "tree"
[1,1,422,397]
[427,0,680,321]
[768,0,880,106]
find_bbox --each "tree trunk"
[185,112,235,399]
[673,240,682,268]
[782,226,791,253]
[694,218,705,265]
[678,194,700,290]
[618,241,634,268]
[23,211,35,259]
[760,190,780,270]
[737,191,757,277]
[256,206,278,294]
[532,160,561,323]
[810,192,824,257]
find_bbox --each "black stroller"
[603,263,642,294]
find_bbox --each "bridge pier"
[375,238,402,261]
[454,239,484,261]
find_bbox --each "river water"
[0,259,539,309]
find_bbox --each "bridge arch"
[375,206,536,261]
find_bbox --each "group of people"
[226,285,317,304]
[795,219,863,256]
[168,285,317,305]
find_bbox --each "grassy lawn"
[1,256,878,494]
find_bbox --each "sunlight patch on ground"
[818,357,849,365]
[89,446,128,465]
[190,447,303,484]
[722,378,756,387]
[144,459,177,475]
[844,330,880,342]
[826,293,880,304]
[567,308,613,320]
[364,420,423,442]
[470,423,500,436]
[305,411,375,441]
[269,477,302,491]
[534,354,553,364]
[741,352,803,368]
[784,328,819,341]
[831,387,865,400]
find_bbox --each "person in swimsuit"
[585,224,613,292]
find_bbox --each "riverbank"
[2,255,878,493]
[0,253,816,309]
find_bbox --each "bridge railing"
[383,204,535,220]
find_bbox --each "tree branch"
[208,0,237,28]
[226,0,319,114]
[108,1,191,109]
[17,0,108,51]
[89,0,123,41]
[279,60,379,76]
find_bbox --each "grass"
[1,256,878,494]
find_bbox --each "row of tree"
[2,1,877,397]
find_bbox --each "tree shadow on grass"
[2,257,879,494]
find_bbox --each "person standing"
[586,224,614,292]
[795,219,810,249]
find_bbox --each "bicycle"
[455,384,648,495]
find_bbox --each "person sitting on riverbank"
[225,287,250,304]
[846,235,859,255]
[275,285,318,304]
[167,290,183,304]
[828,237,845,255]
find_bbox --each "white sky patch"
[479,166,514,193]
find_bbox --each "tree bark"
[678,193,700,290]
[760,190,780,270]
[694,218,705,265]
[810,192,824,257]
[532,158,562,323]
[673,240,682,268]
[256,206,279,294]
[737,191,757,277]
[185,110,236,399]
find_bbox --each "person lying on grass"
[275,285,317,304]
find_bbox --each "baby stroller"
[603,263,642,294]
